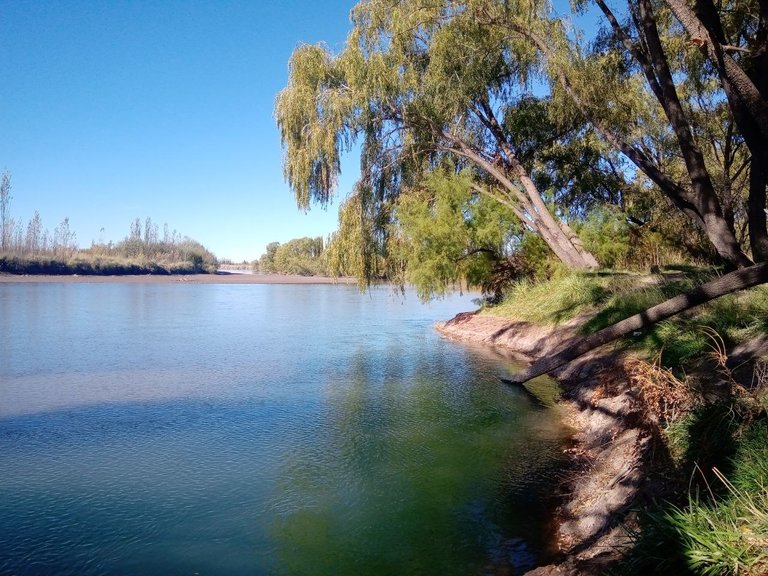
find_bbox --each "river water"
[0,282,567,575]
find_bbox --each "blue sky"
[0,0,358,262]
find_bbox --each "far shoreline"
[0,272,357,285]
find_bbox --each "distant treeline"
[0,171,217,275]
[256,236,327,276]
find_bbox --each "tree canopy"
[258,236,327,276]
[276,0,603,275]
[276,0,767,296]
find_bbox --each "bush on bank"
[0,253,216,275]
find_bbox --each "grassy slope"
[486,268,768,367]
[484,268,768,575]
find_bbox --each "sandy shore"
[0,273,357,285]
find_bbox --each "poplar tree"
[25,211,43,253]
[0,170,12,252]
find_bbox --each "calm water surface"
[0,282,567,575]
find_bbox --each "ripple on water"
[0,284,568,575]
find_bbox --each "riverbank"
[437,311,652,574]
[0,272,356,284]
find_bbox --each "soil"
[436,311,652,575]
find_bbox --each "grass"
[618,420,768,576]
[485,267,712,326]
[485,267,768,371]
[485,270,636,324]
[488,267,768,575]
[638,288,768,368]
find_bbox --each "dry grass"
[625,356,699,426]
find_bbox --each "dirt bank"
[437,311,651,575]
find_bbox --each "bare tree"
[1,170,12,252]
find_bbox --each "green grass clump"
[485,271,635,324]
[618,420,768,576]
[638,287,768,369]
[668,421,768,576]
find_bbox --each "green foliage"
[276,0,763,287]
[390,169,520,300]
[517,233,559,279]
[258,236,326,276]
[578,207,631,268]
[324,187,394,288]
[258,242,280,273]
[276,0,615,282]
[258,236,327,276]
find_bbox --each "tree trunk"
[682,0,768,262]
[505,262,768,384]
[665,0,768,142]
[513,167,599,269]
[465,101,600,269]
[502,19,753,268]
[446,135,599,270]
[749,148,768,262]
[635,0,752,268]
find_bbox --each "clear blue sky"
[0,0,358,262]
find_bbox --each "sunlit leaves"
[392,168,519,299]
[276,44,354,209]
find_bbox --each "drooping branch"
[470,183,529,225]
[506,262,768,384]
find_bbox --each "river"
[0,281,567,575]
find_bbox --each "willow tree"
[472,0,768,380]
[276,0,599,281]
[453,0,754,268]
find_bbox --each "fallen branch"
[507,263,768,384]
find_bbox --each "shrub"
[579,206,631,268]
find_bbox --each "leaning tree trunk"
[672,0,768,263]
[506,262,768,384]
[500,12,753,269]
[448,135,599,270]
[664,0,768,142]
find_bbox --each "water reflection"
[270,350,566,575]
[0,283,567,575]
